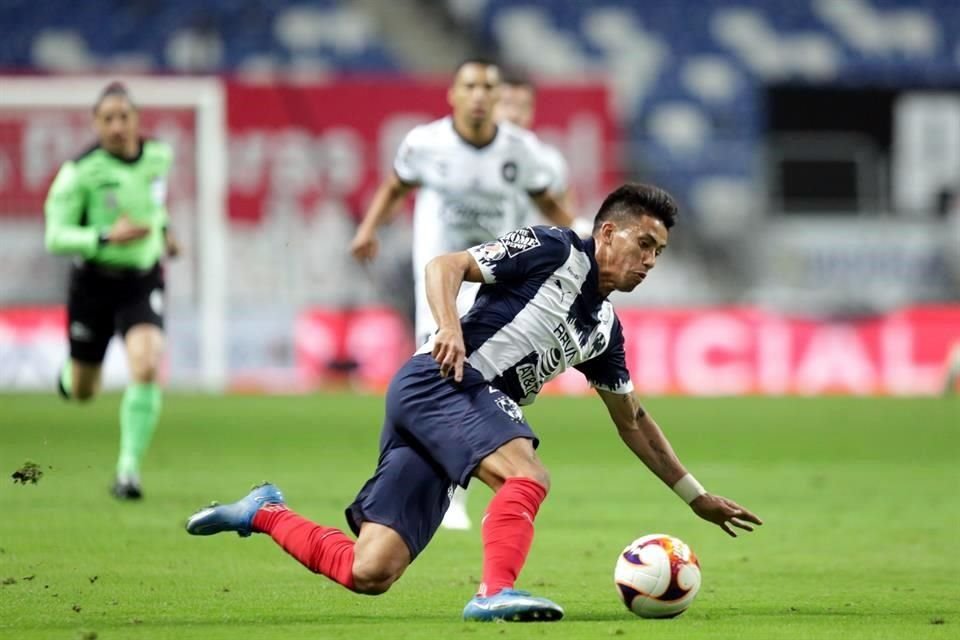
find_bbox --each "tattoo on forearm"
[634,404,646,421]
[649,439,671,465]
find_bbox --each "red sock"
[478,477,548,597]
[252,505,356,591]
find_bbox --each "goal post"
[0,76,227,392]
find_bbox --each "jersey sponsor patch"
[499,227,541,258]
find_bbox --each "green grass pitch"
[1,392,957,639]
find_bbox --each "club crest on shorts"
[499,227,540,258]
[69,321,93,342]
[494,394,524,422]
[149,289,164,315]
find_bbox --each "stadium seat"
[0,0,396,73]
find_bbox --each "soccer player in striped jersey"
[44,82,179,500]
[352,58,582,530]
[431,69,586,530]
[187,183,762,622]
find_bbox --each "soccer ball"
[614,533,701,618]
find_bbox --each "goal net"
[0,76,227,391]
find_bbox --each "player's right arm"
[423,250,485,382]
[351,126,425,262]
[44,162,99,257]
[45,162,149,257]
[350,172,415,262]
[595,389,763,537]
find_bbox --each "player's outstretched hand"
[690,494,762,537]
[432,326,466,382]
[108,214,151,244]
[350,228,378,262]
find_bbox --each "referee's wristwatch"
[98,231,111,246]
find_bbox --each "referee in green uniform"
[44,82,180,500]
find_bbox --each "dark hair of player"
[453,56,499,76]
[499,68,535,91]
[593,183,678,232]
[93,81,136,114]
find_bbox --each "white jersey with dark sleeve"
[417,225,634,405]
[395,116,556,340]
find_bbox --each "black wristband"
[98,231,110,246]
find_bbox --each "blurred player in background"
[186,183,761,623]
[351,58,583,529]
[494,69,575,217]
[944,344,960,395]
[940,188,960,395]
[44,82,179,500]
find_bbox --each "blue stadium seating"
[0,0,397,73]
[475,0,960,214]
[3,0,959,216]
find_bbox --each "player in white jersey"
[494,70,574,219]
[350,58,579,348]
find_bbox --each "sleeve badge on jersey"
[479,241,507,262]
[151,176,167,206]
[499,227,541,258]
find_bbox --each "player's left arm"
[163,226,180,258]
[531,190,575,228]
[157,185,180,258]
[596,389,763,537]
[154,144,179,258]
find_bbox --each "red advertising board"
[292,305,960,396]
[2,305,957,394]
[0,80,616,221]
[0,109,197,218]
[225,80,617,222]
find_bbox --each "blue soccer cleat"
[463,589,565,622]
[185,483,285,538]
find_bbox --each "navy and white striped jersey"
[417,225,634,406]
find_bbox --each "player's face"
[495,84,535,128]
[94,95,139,155]
[595,214,669,293]
[448,63,501,127]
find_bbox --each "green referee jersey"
[44,139,173,270]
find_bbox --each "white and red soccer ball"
[614,534,702,618]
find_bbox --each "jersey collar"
[102,138,145,164]
[450,118,498,150]
[578,235,604,302]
